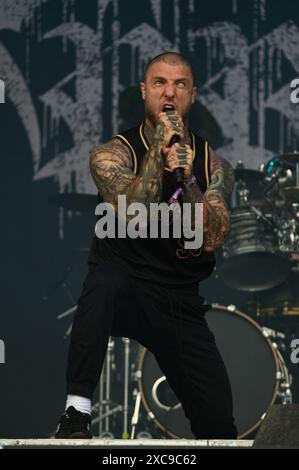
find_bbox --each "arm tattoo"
[207,147,235,197]
[90,135,164,217]
[90,139,134,203]
[183,146,235,250]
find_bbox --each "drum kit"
[51,151,299,439]
[217,151,299,292]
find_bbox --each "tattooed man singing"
[55,52,237,439]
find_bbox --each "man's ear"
[140,82,145,100]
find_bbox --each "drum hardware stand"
[90,339,122,437]
[57,304,77,319]
[96,339,117,437]
[44,265,76,305]
[130,389,142,439]
[91,337,135,438]
[250,205,278,230]
[236,180,250,205]
[91,404,123,437]
[45,265,78,338]
[130,359,155,439]
[122,337,130,439]
[57,304,77,338]
[131,368,157,439]
[278,215,299,254]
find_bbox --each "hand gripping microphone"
[165,110,185,189]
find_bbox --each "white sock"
[66,394,91,415]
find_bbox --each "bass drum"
[136,304,291,439]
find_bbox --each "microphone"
[167,135,185,188]
[165,107,185,187]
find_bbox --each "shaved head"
[143,52,195,84]
[140,51,197,128]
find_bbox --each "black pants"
[66,260,237,439]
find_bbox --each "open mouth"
[162,104,176,112]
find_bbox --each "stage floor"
[0,438,253,449]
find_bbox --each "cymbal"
[278,151,299,164]
[282,187,299,203]
[234,168,265,181]
[50,193,98,212]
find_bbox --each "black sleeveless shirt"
[88,123,216,288]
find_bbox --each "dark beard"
[144,103,158,128]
